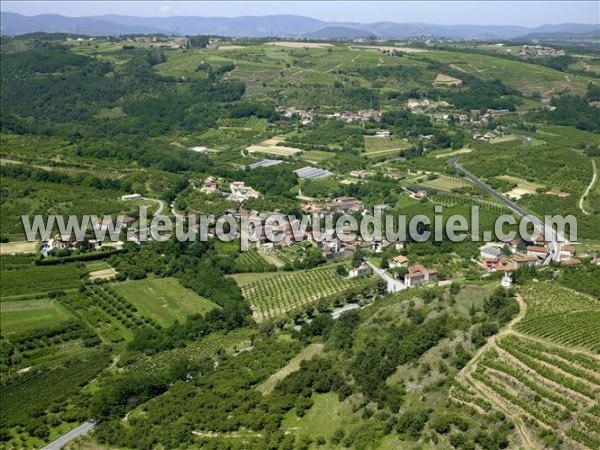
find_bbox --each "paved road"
[145,197,165,216]
[449,158,564,263]
[579,158,597,216]
[365,261,405,293]
[41,422,95,450]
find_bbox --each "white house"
[348,263,373,278]
[121,193,143,201]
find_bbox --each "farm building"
[404,264,437,288]
[348,263,373,278]
[390,255,409,268]
[248,159,284,170]
[294,166,334,180]
[527,246,549,259]
[121,193,143,201]
[480,246,504,260]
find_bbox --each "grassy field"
[281,392,354,440]
[247,136,303,156]
[0,299,72,335]
[363,136,410,158]
[301,150,336,164]
[422,174,471,191]
[111,278,218,327]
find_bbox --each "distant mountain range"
[1,12,598,40]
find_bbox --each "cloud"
[158,5,172,14]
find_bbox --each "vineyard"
[0,264,86,299]
[239,265,374,322]
[126,328,254,376]
[470,336,600,449]
[453,282,600,449]
[516,283,600,351]
[233,250,277,273]
[217,117,268,132]
[429,192,508,213]
[59,285,160,343]
[1,349,111,429]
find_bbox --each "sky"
[2,1,599,26]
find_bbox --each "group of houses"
[227,181,261,202]
[279,107,314,125]
[516,45,565,57]
[324,109,382,123]
[301,196,366,218]
[478,238,580,272]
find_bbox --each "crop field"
[1,178,135,235]
[126,328,254,376]
[423,50,594,95]
[59,285,159,342]
[422,174,471,191]
[472,337,600,449]
[0,264,86,299]
[153,49,210,79]
[238,265,373,321]
[233,250,277,273]
[247,136,303,156]
[515,283,600,352]
[1,350,111,433]
[217,117,268,131]
[300,150,336,164]
[111,277,218,327]
[0,240,38,255]
[455,281,600,449]
[363,136,410,157]
[266,41,333,49]
[0,299,73,335]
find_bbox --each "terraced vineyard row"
[518,283,599,318]
[127,328,254,375]
[516,311,600,352]
[515,283,600,351]
[241,265,373,321]
[468,334,600,449]
[449,380,492,412]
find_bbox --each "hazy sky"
[2,1,599,26]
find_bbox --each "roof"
[527,246,548,253]
[512,255,537,263]
[248,159,284,170]
[408,264,426,273]
[562,245,576,253]
[294,166,333,180]
[481,247,503,257]
[393,255,409,264]
[562,258,581,266]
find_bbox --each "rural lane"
[579,158,597,216]
[41,422,95,450]
[448,157,564,263]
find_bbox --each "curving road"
[41,422,95,450]
[365,261,405,293]
[579,159,597,216]
[449,158,564,263]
